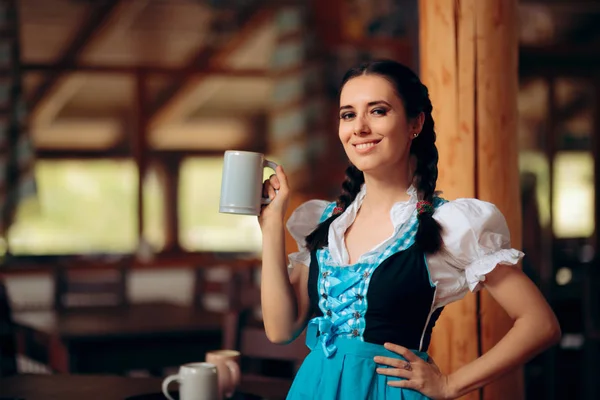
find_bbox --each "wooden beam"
[20,63,268,77]
[34,147,266,160]
[521,44,600,62]
[0,251,262,275]
[520,45,600,76]
[149,6,274,127]
[27,0,125,114]
[309,0,343,48]
[35,148,129,159]
[31,75,88,127]
[520,0,600,7]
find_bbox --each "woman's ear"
[411,112,426,137]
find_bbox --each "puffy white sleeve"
[286,200,331,268]
[428,199,525,306]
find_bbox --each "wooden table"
[0,374,289,400]
[13,303,224,374]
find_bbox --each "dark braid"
[410,96,443,253]
[305,59,443,254]
[305,165,364,252]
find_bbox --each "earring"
[413,133,419,138]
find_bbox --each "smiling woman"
[257,59,560,400]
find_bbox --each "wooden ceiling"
[18,0,600,153]
[520,0,600,46]
[518,0,600,151]
[19,0,276,152]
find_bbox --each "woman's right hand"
[258,165,290,229]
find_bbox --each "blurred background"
[0,0,598,399]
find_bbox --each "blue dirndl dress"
[286,199,447,400]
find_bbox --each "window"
[7,160,163,254]
[552,151,594,239]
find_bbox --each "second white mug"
[162,362,219,400]
[205,349,241,399]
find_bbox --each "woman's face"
[338,74,415,175]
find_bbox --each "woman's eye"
[372,108,387,116]
[340,112,355,120]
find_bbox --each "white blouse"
[286,184,524,309]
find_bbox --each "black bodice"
[308,244,443,351]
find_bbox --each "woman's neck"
[361,172,413,214]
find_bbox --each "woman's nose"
[353,115,371,135]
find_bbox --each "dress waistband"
[306,323,429,362]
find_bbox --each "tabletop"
[13,302,223,340]
[0,374,163,400]
[0,374,288,400]
[12,303,225,373]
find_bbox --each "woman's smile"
[353,139,383,154]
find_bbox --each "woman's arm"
[445,264,561,397]
[259,166,312,344]
[376,264,560,399]
[261,221,311,343]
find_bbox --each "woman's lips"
[353,140,381,154]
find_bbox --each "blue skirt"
[286,336,431,400]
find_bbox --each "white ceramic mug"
[162,362,219,400]
[205,350,241,399]
[219,150,278,216]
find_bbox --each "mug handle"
[223,360,241,398]
[261,159,279,205]
[161,374,180,400]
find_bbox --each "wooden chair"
[0,278,17,376]
[53,264,128,311]
[193,253,261,313]
[224,268,309,399]
[193,266,237,313]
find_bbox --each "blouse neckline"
[328,184,419,266]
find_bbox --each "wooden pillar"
[162,155,181,253]
[475,2,522,400]
[133,72,148,249]
[419,1,522,400]
[419,2,478,400]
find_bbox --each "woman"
[258,60,560,399]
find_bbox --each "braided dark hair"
[305,59,443,254]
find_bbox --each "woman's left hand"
[374,342,456,400]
